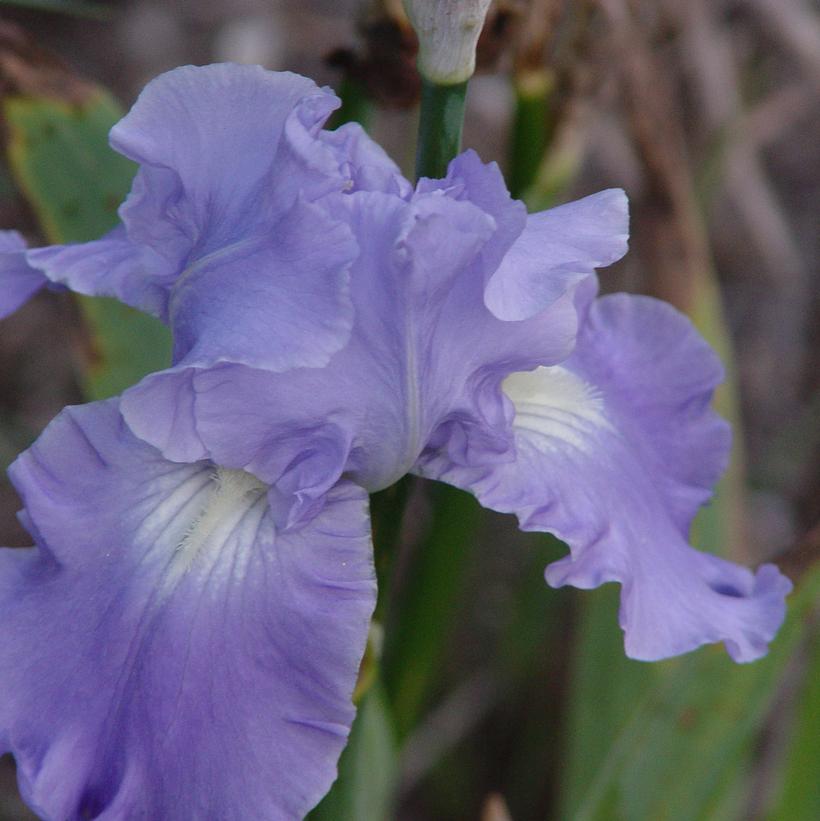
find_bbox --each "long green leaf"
[308,681,397,821]
[562,562,820,821]
[382,483,483,739]
[767,621,820,820]
[3,90,171,397]
[559,230,757,820]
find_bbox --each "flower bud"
[403,0,492,85]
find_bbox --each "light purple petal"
[419,293,791,661]
[26,226,167,316]
[0,400,376,819]
[0,231,26,252]
[169,196,356,371]
[110,64,341,262]
[574,291,733,530]
[108,63,360,365]
[485,189,629,321]
[417,150,527,283]
[122,179,578,500]
[319,121,412,197]
[24,65,395,372]
[120,188,471,494]
[120,363,353,529]
[0,231,46,318]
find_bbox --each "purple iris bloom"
[0,64,790,819]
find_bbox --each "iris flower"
[0,65,790,820]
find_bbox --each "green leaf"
[76,296,171,400]
[308,681,397,821]
[381,483,483,739]
[768,620,820,821]
[558,584,655,819]
[5,93,131,242]
[3,90,171,397]
[558,217,760,818]
[562,562,820,821]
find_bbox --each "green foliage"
[3,90,171,398]
[768,627,820,821]
[424,64,820,821]
[5,93,131,242]
[382,484,483,739]
[308,681,397,821]
[557,261,808,821]
[561,563,820,821]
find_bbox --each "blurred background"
[0,1,817,819]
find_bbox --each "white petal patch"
[139,465,269,593]
[502,366,611,451]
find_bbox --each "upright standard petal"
[419,292,791,662]
[0,231,46,319]
[121,164,580,503]
[23,64,407,372]
[168,196,356,371]
[417,150,527,283]
[0,400,376,820]
[318,121,411,197]
[484,188,629,321]
[109,64,340,260]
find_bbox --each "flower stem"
[508,68,554,200]
[331,76,373,131]
[414,78,468,180]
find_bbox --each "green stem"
[330,77,374,132]
[414,78,468,180]
[381,483,481,739]
[508,69,554,200]
[374,73,473,738]
[369,477,414,623]
[366,77,471,700]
